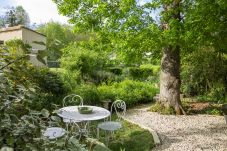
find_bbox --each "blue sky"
[0,0,68,24]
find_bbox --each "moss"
[149,102,175,115]
[95,118,155,151]
[108,121,155,151]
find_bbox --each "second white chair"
[97,100,126,141]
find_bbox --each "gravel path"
[124,107,227,151]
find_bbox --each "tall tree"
[53,0,227,114]
[4,6,30,27]
[15,6,30,26]
[5,9,16,27]
[0,16,6,27]
[159,0,184,114]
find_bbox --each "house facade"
[0,25,47,67]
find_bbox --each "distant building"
[0,25,47,67]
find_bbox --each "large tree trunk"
[159,0,185,115]
[159,46,185,115]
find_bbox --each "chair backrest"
[110,100,126,121]
[63,94,83,107]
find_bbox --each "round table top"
[58,105,110,121]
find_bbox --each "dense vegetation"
[53,0,227,114]
[1,0,227,150]
[0,39,156,150]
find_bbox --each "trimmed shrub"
[107,67,123,75]
[140,64,160,76]
[30,67,67,95]
[60,43,108,84]
[75,84,101,105]
[98,80,159,107]
[181,48,226,102]
[128,64,160,80]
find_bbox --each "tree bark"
[159,0,185,115]
[159,46,185,114]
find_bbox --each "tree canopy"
[0,6,30,27]
[53,0,227,114]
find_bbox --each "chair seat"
[98,121,122,131]
[43,127,66,139]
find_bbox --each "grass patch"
[108,121,154,151]
[91,118,155,151]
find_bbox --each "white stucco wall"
[0,30,22,41]
[22,28,46,51]
[0,27,47,67]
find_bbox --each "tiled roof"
[0,25,46,37]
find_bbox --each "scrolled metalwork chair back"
[110,100,126,121]
[63,94,83,107]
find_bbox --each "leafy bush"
[0,40,87,151]
[75,84,101,105]
[51,68,80,92]
[107,67,123,75]
[140,64,160,76]
[128,64,160,80]
[98,80,158,107]
[30,67,67,95]
[60,43,108,84]
[181,48,226,102]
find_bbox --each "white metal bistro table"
[57,105,110,138]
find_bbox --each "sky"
[0,0,68,24]
[0,0,154,25]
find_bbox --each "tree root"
[176,104,187,115]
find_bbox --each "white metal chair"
[63,94,83,107]
[62,94,83,131]
[97,100,126,141]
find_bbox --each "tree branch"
[0,55,28,71]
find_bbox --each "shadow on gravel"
[152,133,183,151]
[152,123,227,151]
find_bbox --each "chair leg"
[97,127,100,139]
[66,123,69,132]
[111,131,114,139]
[106,131,110,146]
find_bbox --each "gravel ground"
[124,107,227,151]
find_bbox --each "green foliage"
[140,64,160,76]
[107,67,123,75]
[61,43,108,85]
[128,67,152,80]
[53,0,227,113]
[53,0,160,65]
[30,67,67,95]
[127,64,160,81]
[75,84,100,105]
[181,48,226,102]
[0,41,86,150]
[98,80,158,107]
[36,22,77,61]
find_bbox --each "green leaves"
[41,109,50,118]
[36,22,76,61]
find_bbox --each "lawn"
[89,118,155,151]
